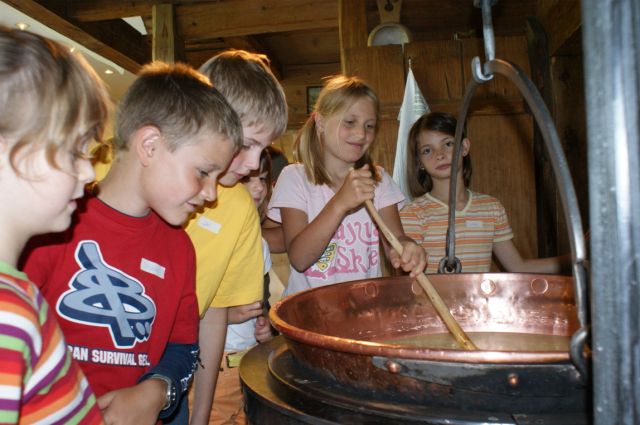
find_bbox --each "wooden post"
[338,0,367,75]
[525,17,559,259]
[152,3,176,63]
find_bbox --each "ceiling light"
[368,0,412,47]
[16,22,29,30]
[104,69,114,75]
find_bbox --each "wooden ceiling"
[5,0,538,79]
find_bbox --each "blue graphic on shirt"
[57,241,156,348]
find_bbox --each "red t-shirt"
[23,195,199,397]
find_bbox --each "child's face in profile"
[218,122,273,187]
[241,170,268,209]
[144,130,234,226]
[0,139,95,236]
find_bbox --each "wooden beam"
[338,0,368,74]
[68,0,152,22]
[69,0,338,39]
[176,0,338,40]
[152,4,176,63]
[5,0,148,73]
[536,0,581,56]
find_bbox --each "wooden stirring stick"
[364,200,477,350]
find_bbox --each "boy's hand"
[228,302,262,324]
[254,315,274,343]
[97,379,165,425]
[389,238,427,278]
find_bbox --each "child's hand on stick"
[389,237,427,278]
[334,165,376,214]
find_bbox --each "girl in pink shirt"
[268,75,426,295]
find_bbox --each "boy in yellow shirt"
[185,50,287,425]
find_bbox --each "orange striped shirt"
[0,264,103,425]
[400,190,513,273]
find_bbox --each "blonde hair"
[0,27,109,174]
[114,61,243,153]
[294,75,380,185]
[199,49,288,139]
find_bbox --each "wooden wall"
[534,0,587,255]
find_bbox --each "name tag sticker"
[140,258,166,279]
[466,220,483,228]
[197,216,222,234]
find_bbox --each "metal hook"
[472,56,493,82]
[471,0,498,81]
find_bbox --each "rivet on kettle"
[530,278,549,295]
[480,279,496,295]
[385,360,402,374]
[507,373,519,387]
[364,282,378,298]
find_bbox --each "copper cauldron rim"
[270,273,576,364]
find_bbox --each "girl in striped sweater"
[0,27,108,424]
[400,112,567,274]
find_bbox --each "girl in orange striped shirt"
[400,112,568,274]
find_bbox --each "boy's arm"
[262,218,285,253]
[98,378,167,425]
[190,307,228,425]
[138,342,200,419]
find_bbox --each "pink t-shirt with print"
[268,164,404,296]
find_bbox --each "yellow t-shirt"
[185,184,264,316]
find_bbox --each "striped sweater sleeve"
[0,273,103,425]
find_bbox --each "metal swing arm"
[440,0,590,379]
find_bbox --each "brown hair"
[406,111,472,198]
[114,61,243,153]
[294,75,380,185]
[199,49,288,139]
[258,149,272,221]
[0,26,109,174]
[241,149,272,221]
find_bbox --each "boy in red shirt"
[22,62,242,425]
